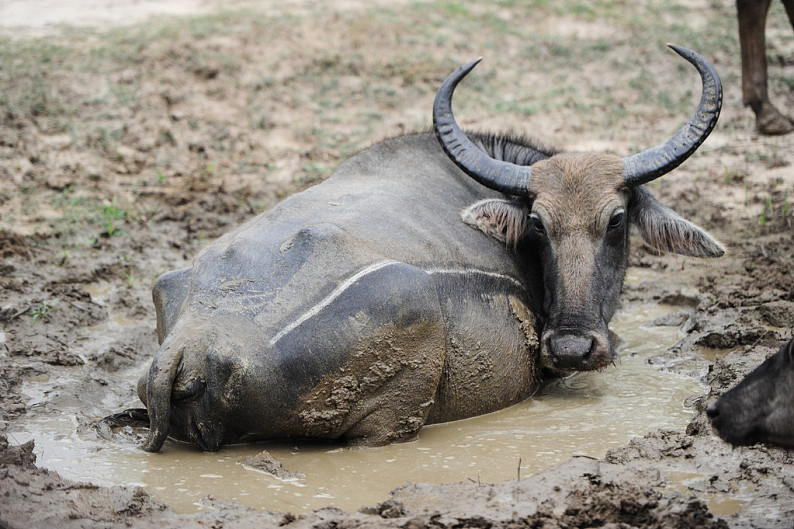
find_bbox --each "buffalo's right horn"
[433,58,534,197]
[622,44,722,187]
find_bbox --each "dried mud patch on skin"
[509,295,540,353]
[296,320,443,443]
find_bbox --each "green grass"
[102,198,126,237]
[30,301,54,323]
[0,0,760,246]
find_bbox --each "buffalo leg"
[737,0,794,134]
[339,269,447,445]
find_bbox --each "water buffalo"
[738,0,794,134]
[136,45,725,452]
[707,338,794,448]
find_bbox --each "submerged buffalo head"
[707,339,794,449]
[434,45,725,371]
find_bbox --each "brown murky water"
[9,290,708,514]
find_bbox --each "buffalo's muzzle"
[541,329,612,371]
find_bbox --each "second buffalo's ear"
[629,186,725,258]
[462,198,529,246]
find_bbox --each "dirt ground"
[1,0,794,527]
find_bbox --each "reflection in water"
[11,303,705,514]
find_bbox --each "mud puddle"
[7,298,706,514]
[666,471,744,517]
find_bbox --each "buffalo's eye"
[529,214,545,235]
[607,210,625,232]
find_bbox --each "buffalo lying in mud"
[133,45,725,452]
[708,338,794,449]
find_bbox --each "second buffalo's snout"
[708,339,794,449]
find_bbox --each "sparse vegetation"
[101,197,126,237]
[2,0,788,244]
[30,301,54,323]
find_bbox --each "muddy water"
[8,295,706,514]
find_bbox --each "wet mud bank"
[2,0,794,527]
[2,193,793,528]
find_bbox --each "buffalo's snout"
[706,339,794,449]
[706,395,753,446]
[541,329,612,371]
[546,333,595,369]
[705,402,719,421]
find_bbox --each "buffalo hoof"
[756,104,794,135]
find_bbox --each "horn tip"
[460,57,484,74]
[666,43,689,56]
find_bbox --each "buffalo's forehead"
[529,152,626,235]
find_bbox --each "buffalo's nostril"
[547,334,596,369]
[706,402,719,420]
[551,335,594,357]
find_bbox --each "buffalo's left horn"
[433,58,533,197]
[622,44,722,187]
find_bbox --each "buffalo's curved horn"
[433,58,533,197]
[622,44,722,187]
[141,342,183,452]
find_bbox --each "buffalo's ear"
[462,198,529,246]
[629,186,725,258]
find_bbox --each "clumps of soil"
[0,231,35,260]
[0,435,174,528]
[241,450,306,480]
[529,487,724,529]
[1,281,107,367]
[372,456,727,529]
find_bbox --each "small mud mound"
[0,231,35,260]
